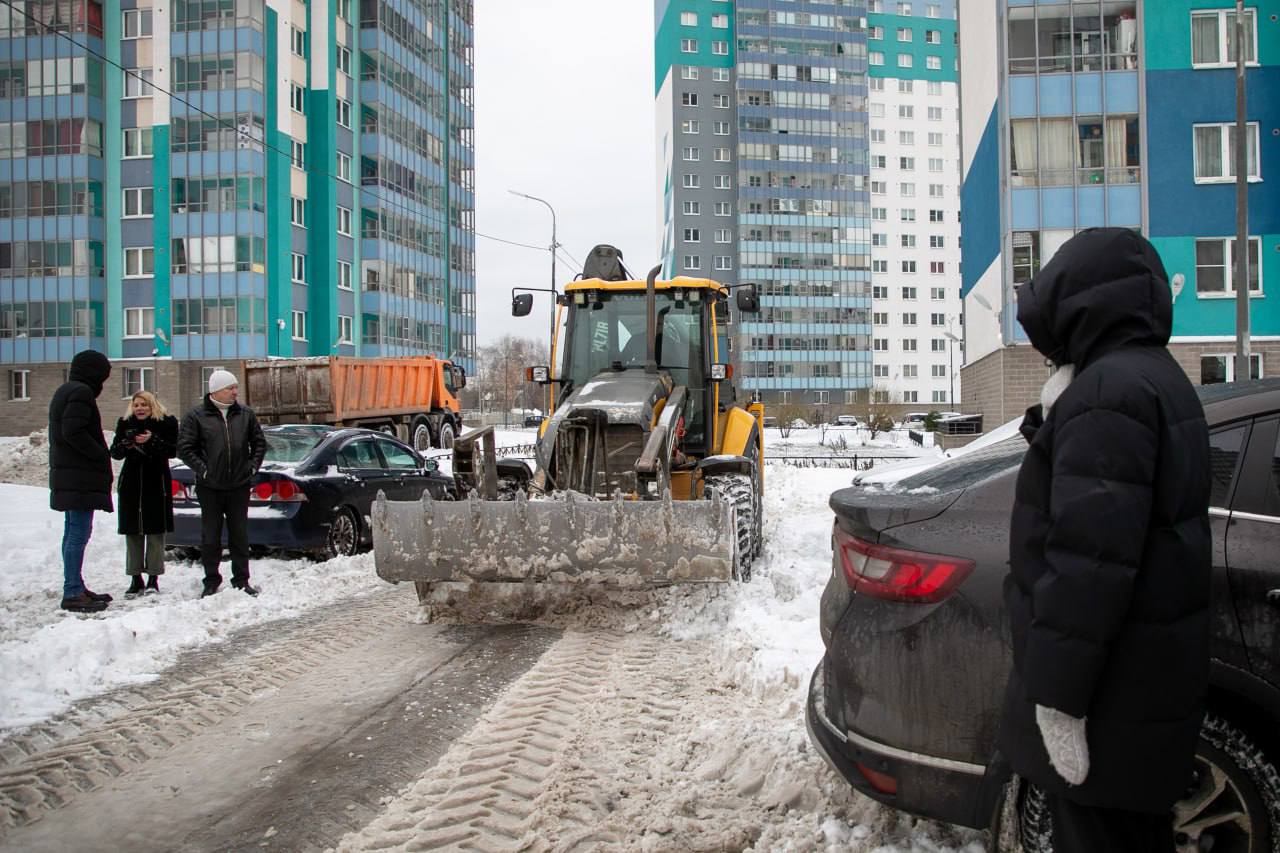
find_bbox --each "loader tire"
[704,473,756,583]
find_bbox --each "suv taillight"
[833,522,973,604]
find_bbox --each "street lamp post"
[509,190,561,413]
[944,327,961,407]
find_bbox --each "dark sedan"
[808,379,1280,852]
[169,426,455,559]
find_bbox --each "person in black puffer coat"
[48,349,116,613]
[110,391,179,597]
[998,228,1211,852]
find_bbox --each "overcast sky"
[472,1,658,345]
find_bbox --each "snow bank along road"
[0,458,984,852]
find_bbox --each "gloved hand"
[1036,704,1089,785]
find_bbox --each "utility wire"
[0,0,550,257]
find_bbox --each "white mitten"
[1035,704,1089,785]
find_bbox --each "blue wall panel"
[961,108,1002,297]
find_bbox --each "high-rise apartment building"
[866,0,961,408]
[656,0,874,414]
[958,1,1278,425]
[0,0,475,433]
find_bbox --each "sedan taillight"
[171,480,194,501]
[833,522,973,604]
[252,479,308,502]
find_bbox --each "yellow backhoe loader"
[372,245,765,595]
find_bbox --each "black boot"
[61,592,108,613]
[201,580,221,598]
[84,588,113,603]
[125,576,146,598]
[145,575,159,594]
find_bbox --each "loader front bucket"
[372,489,736,588]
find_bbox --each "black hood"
[1016,228,1172,369]
[68,350,111,397]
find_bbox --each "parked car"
[808,379,1280,851]
[523,414,545,428]
[834,415,860,427]
[169,426,455,559]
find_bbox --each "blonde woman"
[109,391,179,596]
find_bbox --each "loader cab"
[560,281,721,454]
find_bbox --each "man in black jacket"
[49,350,116,613]
[177,369,266,597]
[999,228,1211,851]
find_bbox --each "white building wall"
[869,78,964,407]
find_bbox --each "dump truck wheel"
[704,473,756,582]
[436,421,456,449]
[411,417,433,452]
[325,507,361,559]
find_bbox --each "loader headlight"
[526,365,551,383]
[573,291,586,306]
[711,363,733,381]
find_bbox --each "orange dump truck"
[241,356,465,450]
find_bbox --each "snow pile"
[0,430,55,488]
[0,483,383,731]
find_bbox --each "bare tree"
[477,335,549,419]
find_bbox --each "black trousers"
[1049,793,1175,853]
[195,485,251,588]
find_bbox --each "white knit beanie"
[208,369,238,394]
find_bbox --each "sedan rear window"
[895,435,1027,492]
[264,432,325,463]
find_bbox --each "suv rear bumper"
[805,660,1009,830]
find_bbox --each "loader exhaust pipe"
[645,264,661,374]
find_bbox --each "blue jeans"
[62,509,94,599]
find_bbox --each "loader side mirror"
[735,287,760,314]
[710,363,734,381]
[526,365,551,384]
[512,293,534,317]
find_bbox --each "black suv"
[808,379,1280,852]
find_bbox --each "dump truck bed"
[242,357,458,424]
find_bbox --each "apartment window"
[872,234,888,248]
[683,255,701,271]
[9,370,30,400]
[714,121,730,136]
[931,287,947,301]
[930,391,947,404]
[869,51,885,66]
[898,2,912,15]
[290,84,306,114]
[903,311,918,325]
[290,140,306,169]
[681,11,697,26]
[680,38,697,53]
[873,338,889,352]
[900,157,915,171]
[714,256,732,271]
[683,201,701,215]
[290,25,307,57]
[873,260,888,273]
[682,146,700,161]
[900,131,915,146]
[714,174,731,190]
[123,68,154,98]
[870,181,886,195]
[927,3,940,17]
[714,147,731,162]
[873,285,889,299]
[902,261,917,274]
[901,209,916,222]
[1191,9,1257,67]
[714,229,731,243]
[1200,353,1262,384]
[337,151,351,181]
[291,310,307,340]
[714,201,732,216]
[869,25,883,39]
[902,286,918,299]
[902,339,918,353]
[869,78,885,93]
[930,235,946,249]
[683,173,700,189]
[928,158,944,173]
[925,29,941,45]
[929,183,945,198]
[928,132,943,147]
[873,312,888,325]
[872,207,887,221]
[681,66,699,80]
[932,338,947,352]
[1012,231,1040,288]
[898,54,914,68]
[124,307,154,338]
[897,27,913,42]
[338,315,353,344]
[122,9,152,37]
[124,247,154,277]
[926,56,942,70]
[712,13,728,28]
[899,80,914,94]
[1196,237,1261,296]
[681,92,698,108]
[929,209,945,223]
[873,364,890,378]
[337,98,351,128]
[122,367,153,397]
[290,197,306,227]
[712,41,728,56]
[932,364,947,378]
[931,313,946,326]
[337,205,352,236]
[870,129,886,144]
[871,155,887,169]
[337,46,351,75]
[1193,123,1260,182]
[123,128,153,158]
[338,260,353,290]
[903,365,918,378]
[902,234,917,248]
[713,94,729,108]
[928,81,942,96]
[682,119,700,135]
[122,187,153,218]
[684,228,701,243]
[930,261,946,274]
[712,68,730,82]
[291,252,306,283]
